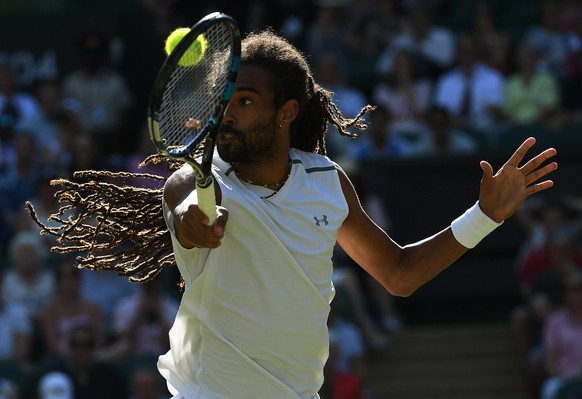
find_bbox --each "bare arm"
[337,137,558,297]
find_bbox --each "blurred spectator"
[540,272,582,399]
[266,0,316,48]
[522,0,569,77]
[0,131,45,248]
[0,378,19,399]
[348,105,415,161]
[470,0,511,74]
[376,3,455,80]
[512,226,582,395]
[105,276,178,360]
[38,260,104,359]
[125,123,172,190]
[38,371,74,399]
[345,0,401,59]
[18,171,61,250]
[515,195,582,265]
[501,44,560,126]
[0,269,32,366]
[313,51,370,160]
[306,0,350,59]
[128,367,170,399]
[413,105,478,157]
[79,269,139,337]
[0,62,41,156]
[63,31,134,155]
[326,286,367,399]
[36,324,126,399]
[372,49,432,139]
[432,35,504,132]
[18,79,79,171]
[559,16,582,124]
[1,231,53,319]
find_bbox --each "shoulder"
[290,148,338,171]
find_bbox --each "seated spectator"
[305,0,350,60]
[128,366,170,399]
[38,259,104,359]
[512,226,582,395]
[79,268,139,337]
[35,324,126,399]
[540,272,582,399]
[0,131,45,246]
[102,275,178,361]
[1,231,54,319]
[312,51,369,160]
[348,105,415,161]
[501,45,560,127]
[470,0,511,74]
[326,284,367,399]
[0,62,42,149]
[125,123,171,190]
[432,35,504,132]
[372,49,433,139]
[63,31,134,155]
[0,269,32,366]
[376,2,455,80]
[413,105,479,157]
[522,0,569,77]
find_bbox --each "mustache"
[219,126,243,137]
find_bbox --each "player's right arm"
[163,165,227,249]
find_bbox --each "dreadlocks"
[28,29,375,285]
[26,154,180,284]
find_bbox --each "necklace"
[233,157,292,191]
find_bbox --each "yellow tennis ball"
[165,28,207,67]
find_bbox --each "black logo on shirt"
[314,215,329,226]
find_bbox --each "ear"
[278,99,299,126]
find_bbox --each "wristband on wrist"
[451,201,503,248]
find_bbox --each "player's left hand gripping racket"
[148,12,240,224]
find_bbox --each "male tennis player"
[159,31,557,399]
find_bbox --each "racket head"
[148,12,241,183]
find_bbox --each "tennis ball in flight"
[165,27,208,67]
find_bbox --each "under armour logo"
[314,215,328,226]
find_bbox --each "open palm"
[478,137,558,223]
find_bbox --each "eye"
[239,97,253,106]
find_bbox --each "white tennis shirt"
[158,148,349,399]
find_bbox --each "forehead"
[234,64,274,97]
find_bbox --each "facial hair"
[217,113,279,164]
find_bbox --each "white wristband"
[451,202,503,248]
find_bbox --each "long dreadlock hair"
[27,29,375,285]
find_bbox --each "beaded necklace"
[233,157,292,191]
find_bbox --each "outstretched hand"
[478,137,557,223]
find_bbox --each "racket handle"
[196,180,217,225]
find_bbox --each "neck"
[233,153,292,190]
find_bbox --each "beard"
[217,113,280,164]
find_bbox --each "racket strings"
[159,22,235,152]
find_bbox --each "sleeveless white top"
[158,148,349,399]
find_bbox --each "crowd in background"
[1,0,582,398]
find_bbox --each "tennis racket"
[148,12,241,224]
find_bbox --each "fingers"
[520,147,557,175]
[506,137,537,167]
[524,161,558,187]
[180,204,228,248]
[480,160,494,179]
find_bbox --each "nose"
[222,102,235,126]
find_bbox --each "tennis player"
[158,30,557,399]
